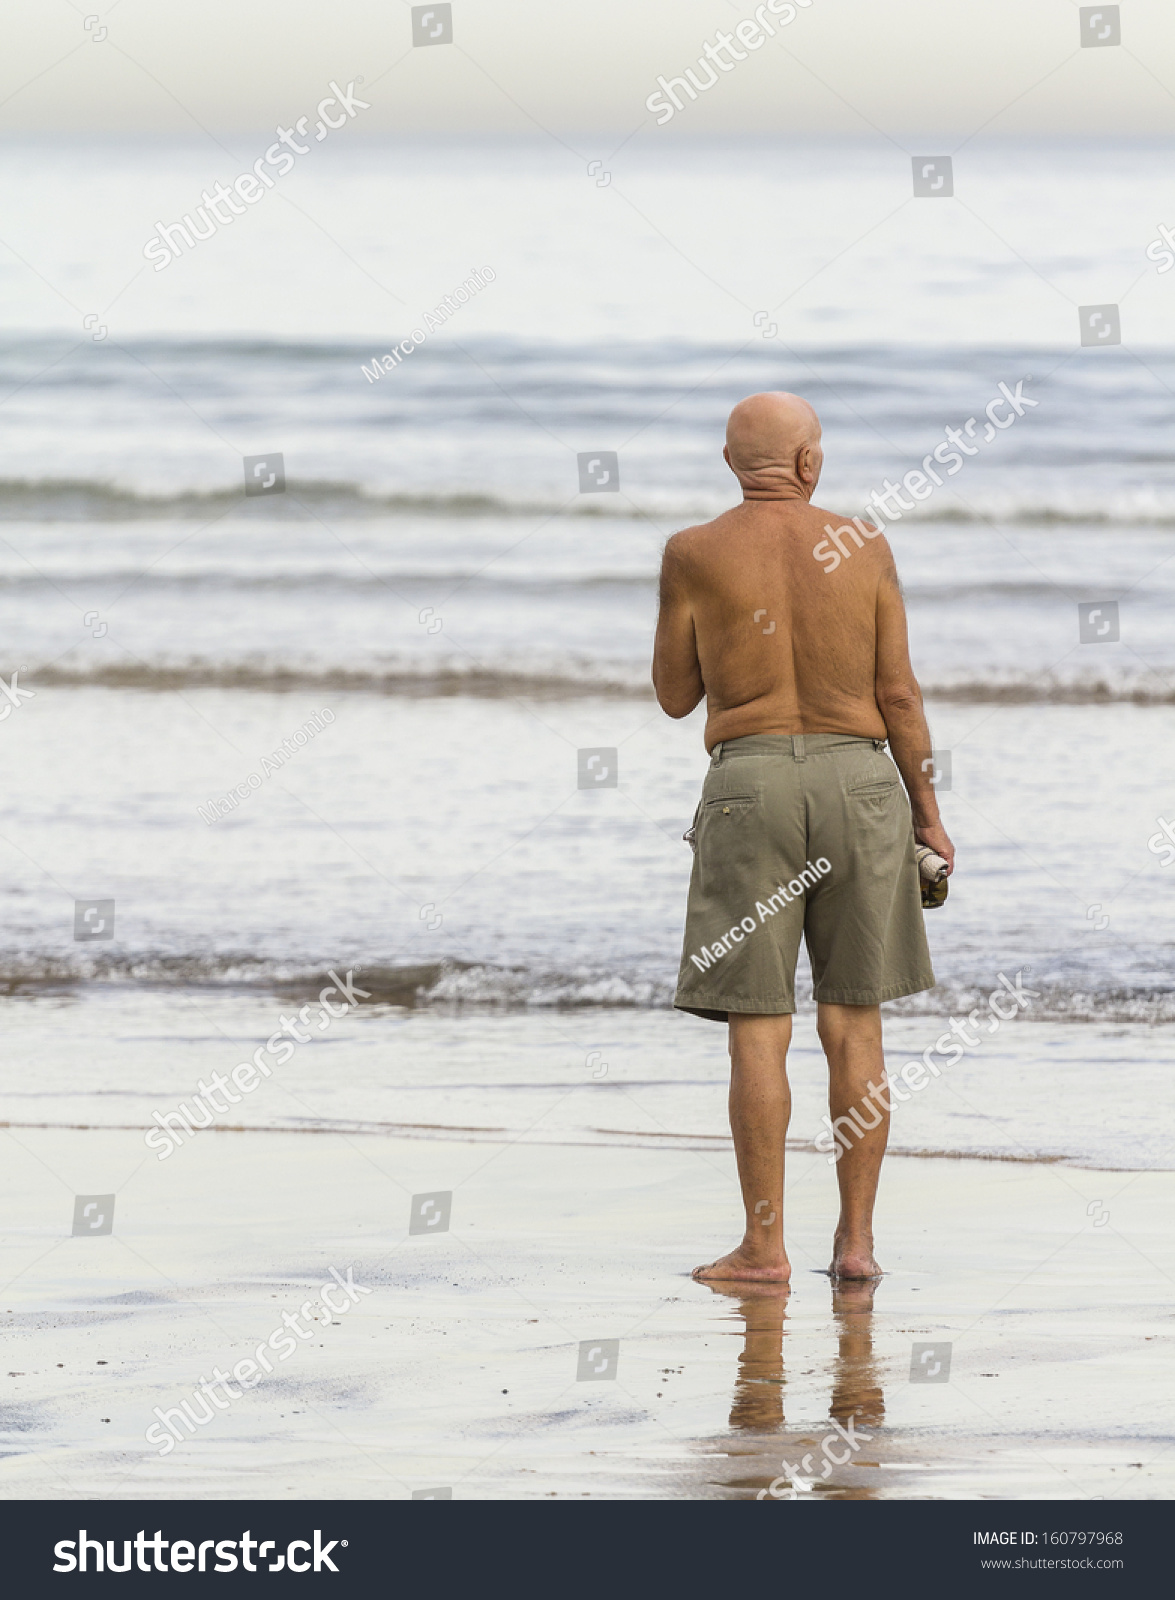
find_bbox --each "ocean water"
[2,137,1174,1169]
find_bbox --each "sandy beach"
[3,1024,1172,1500]
[2,102,1175,1511]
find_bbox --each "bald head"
[724,392,823,500]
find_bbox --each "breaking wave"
[20,658,1175,704]
[2,953,1173,1024]
[6,474,1175,527]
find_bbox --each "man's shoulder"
[662,507,742,560]
[810,504,896,559]
[810,501,884,536]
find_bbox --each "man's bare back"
[660,498,891,752]
[652,389,952,873]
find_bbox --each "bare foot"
[692,1245,791,1284]
[829,1238,882,1280]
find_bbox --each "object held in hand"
[915,844,949,909]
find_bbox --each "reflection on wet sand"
[703,1277,886,1498]
[725,1282,792,1432]
[829,1279,886,1432]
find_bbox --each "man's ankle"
[834,1225,873,1245]
[741,1235,787,1261]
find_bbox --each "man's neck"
[740,486,812,504]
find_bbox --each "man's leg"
[693,1012,792,1283]
[817,1002,887,1278]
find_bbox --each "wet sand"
[1,1124,1172,1499]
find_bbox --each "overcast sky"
[2,0,1174,137]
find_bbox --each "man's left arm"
[652,536,704,718]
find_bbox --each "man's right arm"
[652,535,705,718]
[874,551,955,872]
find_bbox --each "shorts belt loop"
[712,742,723,766]
[793,734,806,762]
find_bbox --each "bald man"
[653,392,953,1283]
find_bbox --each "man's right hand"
[914,820,955,875]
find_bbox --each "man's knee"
[817,1001,881,1051]
[729,1012,793,1055]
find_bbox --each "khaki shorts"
[674,734,935,1021]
